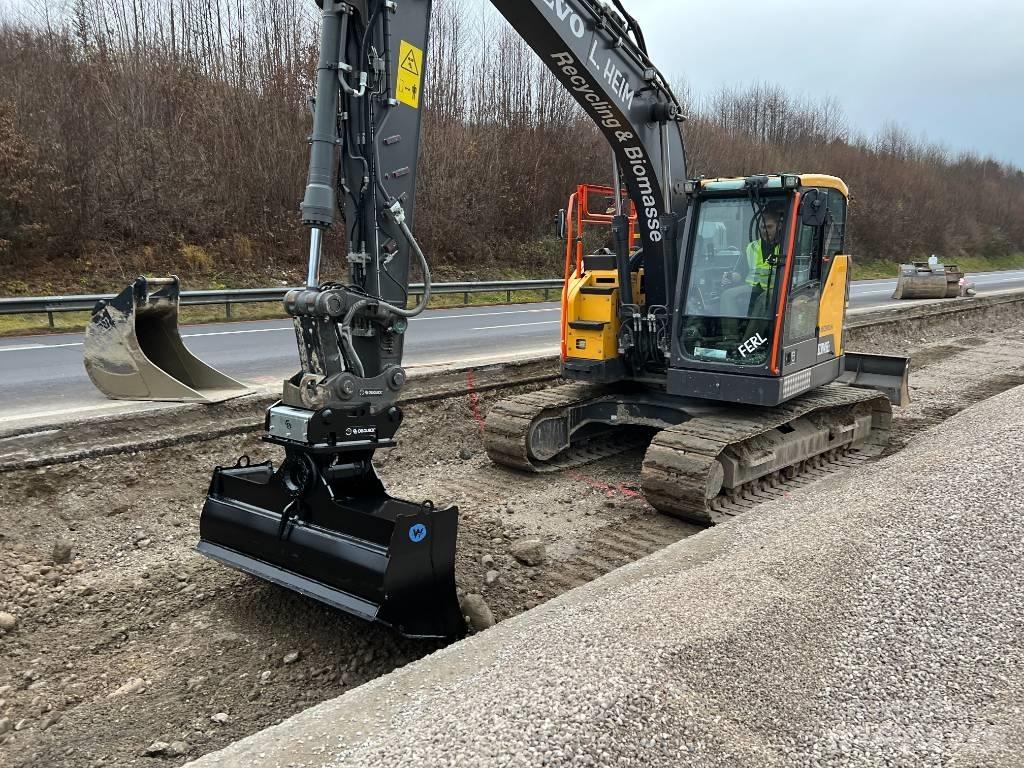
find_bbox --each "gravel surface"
[190,383,1024,768]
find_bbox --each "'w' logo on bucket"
[408,524,428,543]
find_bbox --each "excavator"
[84,0,910,639]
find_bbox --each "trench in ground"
[2,326,1024,768]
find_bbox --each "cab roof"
[689,174,849,198]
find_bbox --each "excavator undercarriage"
[485,382,892,525]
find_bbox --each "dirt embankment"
[2,325,1024,768]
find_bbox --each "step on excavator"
[87,0,911,639]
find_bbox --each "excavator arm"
[198,0,688,640]
[491,0,688,307]
[291,0,688,418]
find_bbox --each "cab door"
[779,190,828,374]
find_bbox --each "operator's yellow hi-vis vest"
[744,241,779,289]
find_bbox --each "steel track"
[485,382,892,525]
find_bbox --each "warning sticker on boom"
[396,40,423,109]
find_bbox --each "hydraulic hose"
[338,202,432,378]
[342,206,431,326]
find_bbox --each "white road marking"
[407,346,559,369]
[182,327,291,339]
[0,342,83,353]
[180,308,562,336]
[0,344,48,352]
[0,400,171,424]
[414,308,560,322]
[470,321,561,331]
[0,308,564,352]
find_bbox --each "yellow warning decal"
[396,40,423,109]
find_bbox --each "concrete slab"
[188,383,1024,768]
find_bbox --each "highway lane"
[2,269,1023,423]
[0,304,566,424]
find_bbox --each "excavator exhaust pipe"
[199,450,464,640]
[892,262,963,300]
[84,276,248,402]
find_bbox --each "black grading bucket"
[198,451,464,640]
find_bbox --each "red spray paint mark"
[568,471,641,499]
[466,369,486,435]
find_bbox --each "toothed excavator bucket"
[84,276,248,402]
[198,452,464,640]
[892,262,963,300]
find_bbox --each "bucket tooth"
[198,453,465,640]
[84,276,248,402]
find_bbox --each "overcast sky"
[626,0,1024,169]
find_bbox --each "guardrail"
[0,279,565,327]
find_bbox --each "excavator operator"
[720,206,784,320]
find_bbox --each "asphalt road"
[1,269,1022,423]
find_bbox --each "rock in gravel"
[484,570,500,586]
[481,554,495,568]
[509,537,546,566]
[283,651,302,665]
[39,712,61,730]
[458,447,474,460]
[0,612,17,632]
[259,670,273,685]
[210,712,229,725]
[185,676,205,692]
[166,741,188,758]
[0,719,10,734]
[459,593,495,631]
[143,741,170,757]
[108,677,146,698]
[52,538,74,564]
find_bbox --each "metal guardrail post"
[48,311,54,328]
